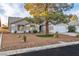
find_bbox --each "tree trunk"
[45,20,49,35]
[45,4,49,35]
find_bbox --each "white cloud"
[0,3,15,16]
[0,3,31,26]
[0,3,31,18]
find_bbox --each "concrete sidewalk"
[1,41,79,56]
[60,33,77,36]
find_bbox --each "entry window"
[49,25,53,30]
[18,25,24,31]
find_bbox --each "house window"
[49,25,53,30]
[18,25,24,31]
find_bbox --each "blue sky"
[0,3,31,26]
[0,3,79,26]
[0,3,31,17]
[0,3,79,18]
[72,3,79,11]
[64,3,79,15]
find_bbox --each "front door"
[39,25,43,32]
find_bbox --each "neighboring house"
[8,17,40,33]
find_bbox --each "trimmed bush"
[33,30,37,33]
[68,25,76,32]
[14,31,17,33]
[36,34,54,37]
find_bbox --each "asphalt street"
[11,44,79,56]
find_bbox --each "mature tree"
[68,14,78,26]
[69,14,78,22]
[23,17,34,23]
[23,17,44,24]
[24,3,74,34]
[48,12,68,24]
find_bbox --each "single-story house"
[8,17,79,34]
[8,17,40,33]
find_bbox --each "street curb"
[0,41,79,56]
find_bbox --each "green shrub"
[36,34,54,37]
[68,25,76,32]
[33,30,37,33]
[14,31,17,33]
[53,32,59,38]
